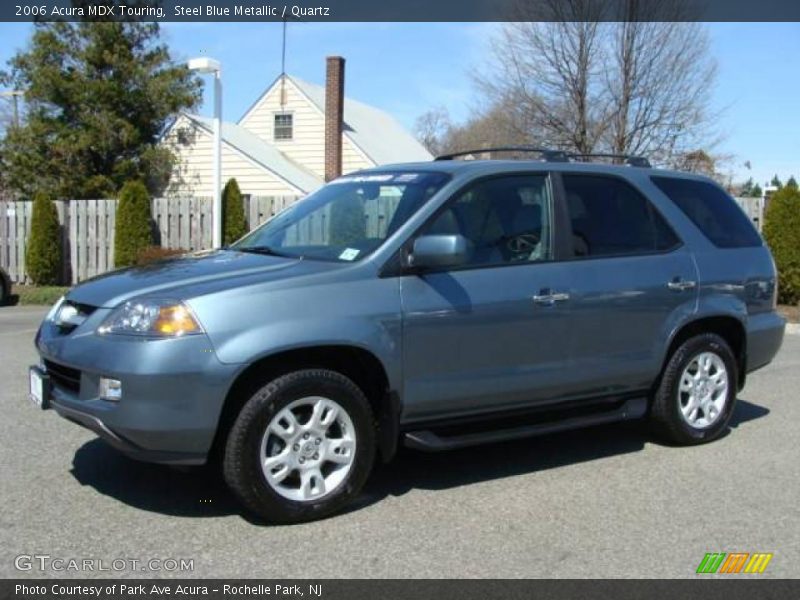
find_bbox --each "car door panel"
[400,263,573,422]
[398,172,574,423]
[557,172,699,399]
[566,250,698,397]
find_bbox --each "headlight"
[45,296,66,322]
[97,299,204,337]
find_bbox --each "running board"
[403,396,648,452]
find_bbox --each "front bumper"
[35,316,240,465]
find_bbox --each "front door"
[399,173,574,423]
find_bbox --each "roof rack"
[434,146,569,162]
[434,147,651,168]
[566,153,651,168]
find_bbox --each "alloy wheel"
[260,396,356,502]
[677,351,729,429]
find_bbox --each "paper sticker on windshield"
[394,173,420,182]
[339,248,360,261]
[330,174,394,185]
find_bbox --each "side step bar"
[403,396,648,452]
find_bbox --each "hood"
[66,250,307,308]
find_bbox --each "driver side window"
[421,174,553,268]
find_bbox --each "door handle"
[532,291,570,306]
[667,278,697,291]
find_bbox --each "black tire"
[223,369,376,524]
[651,333,738,445]
[0,270,8,306]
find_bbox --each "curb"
[786,323,800,335]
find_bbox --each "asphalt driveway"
[1,306,797,578]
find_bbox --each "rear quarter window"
[651,176,762,248]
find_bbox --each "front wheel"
[223,369,376,523]
[650,333,738,445]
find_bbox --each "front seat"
[510,203,544,261]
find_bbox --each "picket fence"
[0,196,299,285]
[1,193,763,286]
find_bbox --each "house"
[162,57,431,197]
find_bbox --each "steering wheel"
[506,232,540,258]
[507,233,539,254]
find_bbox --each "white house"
[162,57,432,197]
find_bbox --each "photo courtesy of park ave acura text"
[0,0,799,592]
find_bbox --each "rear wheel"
[651,333,737,445]
[223,369,375,523]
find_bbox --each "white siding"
[239,78,375,179]
[164,116,300,196]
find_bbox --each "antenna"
[280,20,288,109]
[281,20,287,75]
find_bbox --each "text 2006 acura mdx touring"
[31,149,785,523]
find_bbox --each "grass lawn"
[5,282,800,322]
[10,284,71,306]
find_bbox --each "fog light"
[99,377,122,402]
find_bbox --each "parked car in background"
[0,267,10,305]
[28,148,785,523]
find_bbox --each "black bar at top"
[2,0,800,23]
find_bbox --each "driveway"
[1,306,797,578]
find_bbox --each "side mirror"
[409,234,471,270]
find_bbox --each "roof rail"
[434,147,651,168]
[434,146,569,162]
[566,153,651,168]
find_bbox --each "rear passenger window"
[562,175,680,258]
[651,176,762,248]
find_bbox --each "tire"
[650,333,738,445]
[223,369,376,524]
[0,270,7,306]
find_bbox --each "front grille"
[44,359,81,394]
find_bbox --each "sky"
[0,21,798,187]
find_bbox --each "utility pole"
[0,90,23,129]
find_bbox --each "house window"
[274,113,293,141]
[176,127,192,146]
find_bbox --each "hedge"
[114,181,153,268]
[222,178,248,245]
[763,185,800,305]
[25,192,62,285]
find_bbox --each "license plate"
[29,367,50,410]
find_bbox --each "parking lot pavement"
[1,305,798,579]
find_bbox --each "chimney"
[324,56,345,182]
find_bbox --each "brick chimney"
[324,56,345,182]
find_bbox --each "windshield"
[232,171,450,262]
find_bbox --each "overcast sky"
[1,21,798,186]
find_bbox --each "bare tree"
[414,106,452,156]
[481,0,608,153]
[414,95,544,157]
[472,0,717,164]
[605,3,717,162]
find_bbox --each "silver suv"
[30,149,785,523]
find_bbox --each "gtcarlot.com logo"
[696,552,773,574]
[15,554,194,573]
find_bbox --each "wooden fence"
[0,196,299,285]
[734,196,765,232]
[1,193,766,286]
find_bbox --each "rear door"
[400,173,575,423]
[556,173,698,398]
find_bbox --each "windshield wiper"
[235,245,290,257]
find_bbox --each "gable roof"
[241,74,433,166]
[184,114,322,194]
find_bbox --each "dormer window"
[274,113,293,141]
